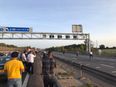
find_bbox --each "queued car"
[0,52,5,56]
[0,56,11,75]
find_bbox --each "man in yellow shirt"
[4,52,24,87]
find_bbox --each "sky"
[0,0,116,48]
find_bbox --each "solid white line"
[86,64,90,66]
[100,64,114,68]
[78,62,82,63]
[112,71,116,74]
[22,73,30,87]
[96,67,101,68]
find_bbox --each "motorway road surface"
[53,52,116,76]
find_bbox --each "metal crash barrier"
[54,55,116,86]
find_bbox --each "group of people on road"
[4,48,37,87]
[21,48,36,74]
[3,48,56,87]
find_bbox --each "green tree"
[99,44,105,49]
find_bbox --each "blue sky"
[0,0,116,48]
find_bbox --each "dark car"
[0,52,5,56]
[0,56,11,75]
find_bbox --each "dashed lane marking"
[78,62,82,63]
[96,67,101,68]
[86,64,90,66]
[100,64,114,68]
[112,71,116,74]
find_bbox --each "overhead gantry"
[0,32,91,52]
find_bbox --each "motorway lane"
[53,52,116,76]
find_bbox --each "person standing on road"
[4,52,24,87]
[48,51,56,75]
[20,50,27,63]
[41,52,50,87]
[48,51,56,87]
[76,51,79,57]
[89,51,93,60]
[21,50,28,72]
[27,51,36,74]
[42,50,56,87]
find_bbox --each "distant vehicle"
[0,52,5,56]
[0,26,32,32]
[0,56,11,75]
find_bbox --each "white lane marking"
[96,67,101,68]
[100,64,114,68]
[78,62,82,63]
[86,64,90,66]
[112,71,116,74]
[22,73,30,87]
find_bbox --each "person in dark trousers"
[21,50,27,66]
[76,51,79,57]
[42,52,50,87]
[42,51,56,87]
[89,51,93,60]
[27,51,36,74]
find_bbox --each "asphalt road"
[53,52,116,76]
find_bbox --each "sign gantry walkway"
[0,32,89,40]
[0,32,91,52]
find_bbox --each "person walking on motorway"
[4,52,24,87]
[48,51,56,75]
[27,51,36,74]
[42,50,56,87]
[41,52,49,87]
[89,51,93,60]
[76,51,79,57]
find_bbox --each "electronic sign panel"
[73,35,77,39]
[72,25,83,33]
[66,35,70,39]
[57,35,62,39]
[49,35,54,38]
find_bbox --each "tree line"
[0,43,30,52]
[0,43,17,48]
[99,44,116,49]
[45,44,86,53]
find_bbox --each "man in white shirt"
[27,51,36,74]
[89,51,93,60]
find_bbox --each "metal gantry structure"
[0,32,91,52]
